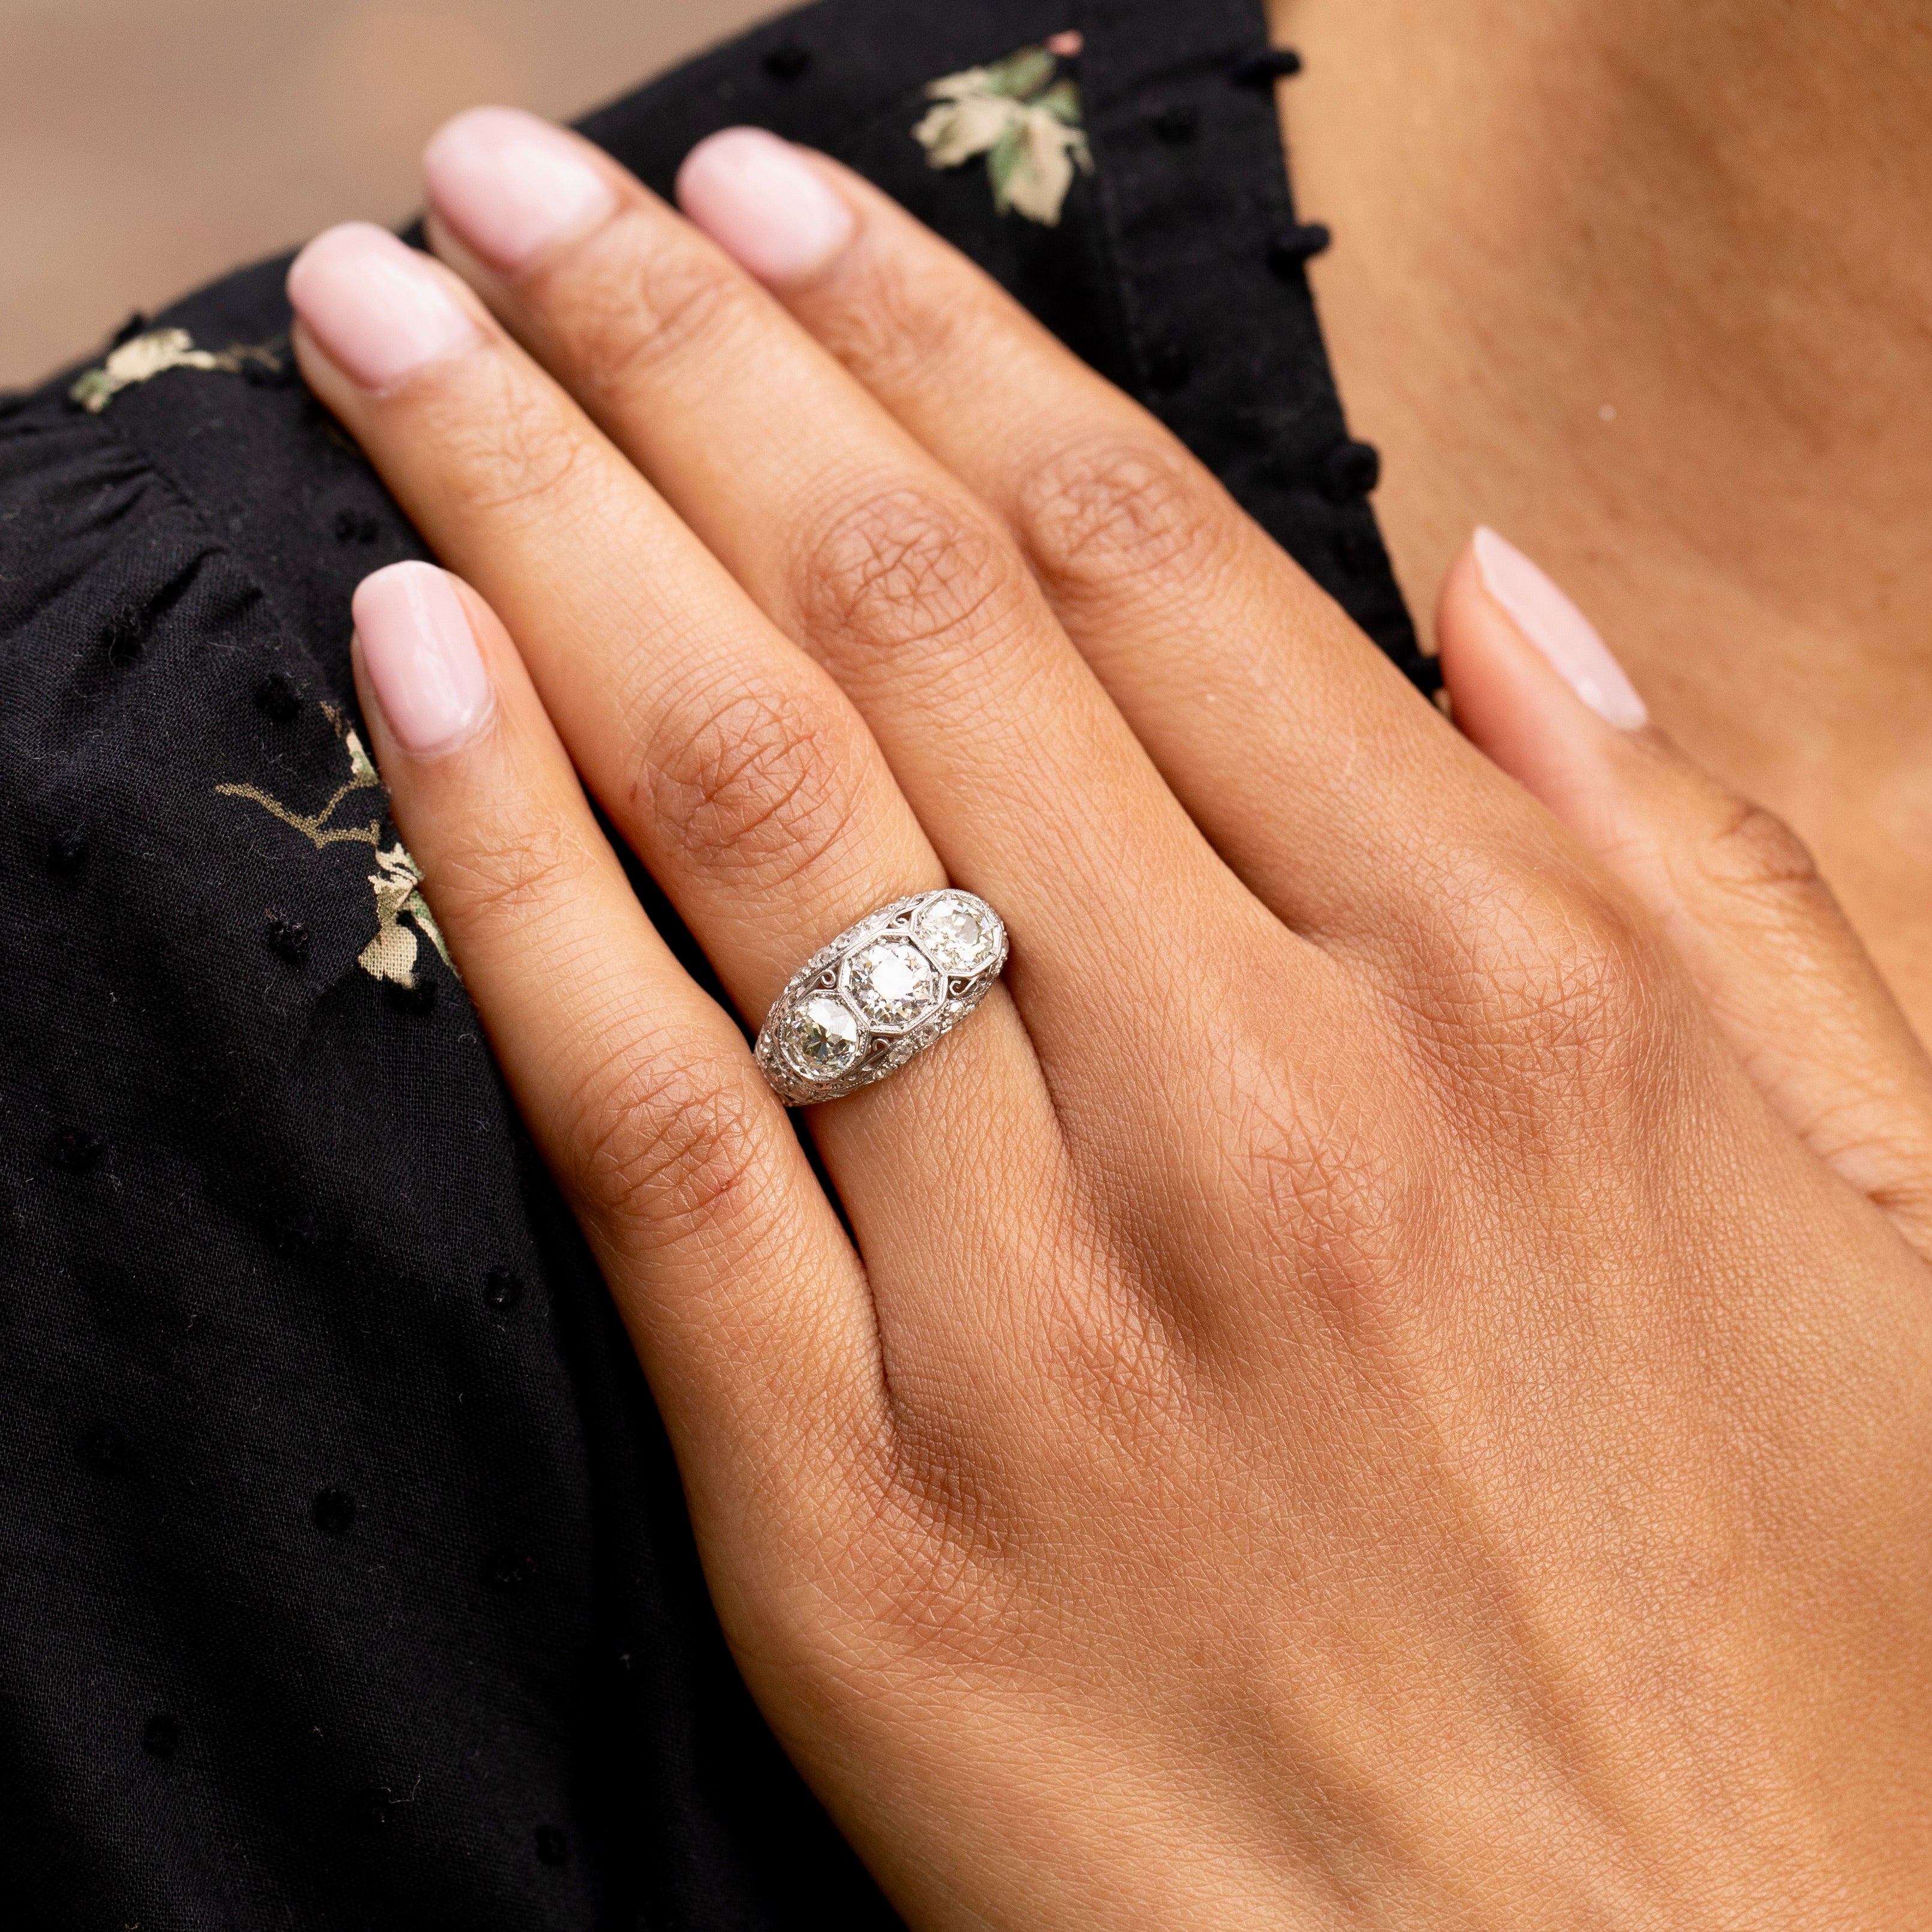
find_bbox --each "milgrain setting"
[755,889,1009,1106]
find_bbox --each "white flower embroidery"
[217,704,452,990]
[917,81,1024,169]
[914,39,1093,227]
[70,327,284,414]
[359,844,446,988]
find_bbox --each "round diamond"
[781,993,865,1081]
[843,937,941,1031]
[913,893,998,976]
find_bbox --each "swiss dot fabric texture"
[0,1,1421,1926]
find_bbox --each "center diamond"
[843,936,941,1031]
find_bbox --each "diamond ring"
[754,889,1009,1106]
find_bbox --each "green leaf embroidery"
[913,34,1094,228]
[982,45,1057,100]
[986,122,1029,210]
[1034,80,1084,126]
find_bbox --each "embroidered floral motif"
[358,844,444,989]
[217,703,452,991]
[914,34,1093,227]
[70,327,285,414]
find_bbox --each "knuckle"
[1018,434,1236,603]
[565,1037,767,1245]
[437,808,596,941]
[1397,846,1668,1103]
[1495,878,1659,1064]
[1230,1054,1416,1319]
[426,360,589,529]
[638,682,864,888]
[798,484,1025,670]
[804,248,982,395]
[541,221,765,399]
[1694,795,1828,904]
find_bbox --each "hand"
[285,112,1932,1929]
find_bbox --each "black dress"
[0,1,1428,1925]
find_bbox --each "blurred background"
[1,0,786,388]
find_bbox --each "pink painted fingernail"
[353,562,494,756]
[1473,527,1648,730]
[425,106,618,273]
[676,127,855,284]
[287,223,479,393]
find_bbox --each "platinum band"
[755,889,1009,1106]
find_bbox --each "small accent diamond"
[913,893,998,975]
[844,937,942,1030]
[783,993,865,1080]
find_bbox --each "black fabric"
[0,2,1423,1927]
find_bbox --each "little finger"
[344,560,889,1531]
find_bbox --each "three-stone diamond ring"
[754,889,1009,1106]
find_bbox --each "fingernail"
[353,562,493,756]
[287,223,478,394]
[1473,527,1648,730]
[676,128,855,285]
[424,106,618,273]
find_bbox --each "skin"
[284,101,1932,1931]
[1272,0,1932,1039]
